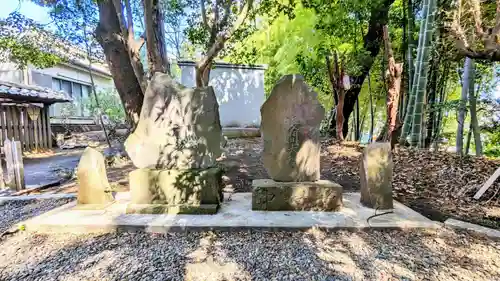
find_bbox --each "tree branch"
[197,0,254,70]
[112,0,128,37]
[200,0,210,30]
[124,0,134,38]
[225,0,253,40]
[471,0,485,37]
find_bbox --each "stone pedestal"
[252,179,343,211]
[359,143,394,210]
[126,167,223,214]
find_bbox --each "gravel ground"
[0,198,75,233]
[0,228,499,281]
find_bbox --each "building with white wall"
[0,59,114,126]
[177,60,266,128]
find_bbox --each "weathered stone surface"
[125,73,222,170]
[252,179,343,211]
[76,147,114,205]
[261,74,325,182]
[126,204,218,215]
[128,167,223,206]
[359,142,393,210]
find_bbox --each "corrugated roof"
[0,80,72,103]
[176,60,268,70]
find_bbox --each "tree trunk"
[383,25,403,144]
[326,54,339,137]
[328,107,337,137]
[334,52,345,141]
[406,0,415,99]
[433,77,448,150]
[355,97,360,141]
[144,0,169,75]
[409,0,437,148]
[400,0,429,145]
[368,73,375,143]
[457,57,473,156]
[465,122,472,155]
[95,0,144,124]
[325,55,339,105]
[424,57,439,148]
[468,60,483,156]
[341,0,395,137]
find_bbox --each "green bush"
[83,89,126,125]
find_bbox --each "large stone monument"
[252,74,343,211]
[76,147,114,205]
[125,73,224,214]
[359,142,393,210]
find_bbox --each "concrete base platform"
[23,192,441,233]
[126,204,218,215]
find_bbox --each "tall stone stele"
[359,142,394,210]
[252,74,343,211]
[125,73,224,214]
[76,147,114,205]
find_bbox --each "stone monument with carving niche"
[125,73,224,214]
[252,74,343,211]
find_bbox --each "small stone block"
[252,179,343,211]
[126,204,218,214]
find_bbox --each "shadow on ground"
[0,228,499,280]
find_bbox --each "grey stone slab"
[445,218,500,239]
[252,179,342,211]
[23,192,441,234]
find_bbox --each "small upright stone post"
[359,142,393,210]
[76,147,114,205]
[3,138,25,191]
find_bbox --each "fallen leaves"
[323,140,500,229]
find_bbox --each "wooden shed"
[0,80,71,152]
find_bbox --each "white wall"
[179,63,265,127]
[0,63,24,83]
[32,63,113,90]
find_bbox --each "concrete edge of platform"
[0,193,77,203]
[444,218,500,239]
[21,192,443,234]
[25,221,442,234]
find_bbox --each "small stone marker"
[3,138,25,191]
[359,142,393,210]
[76,147,114,205]
[252,74,343,212]
[260,74,325,182]
[125,73,224,214]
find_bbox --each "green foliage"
[0,37,61,68]
[227,0,392,136]
[0,13,64,68]
[83,89,126,125]
[484,131,500,158]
